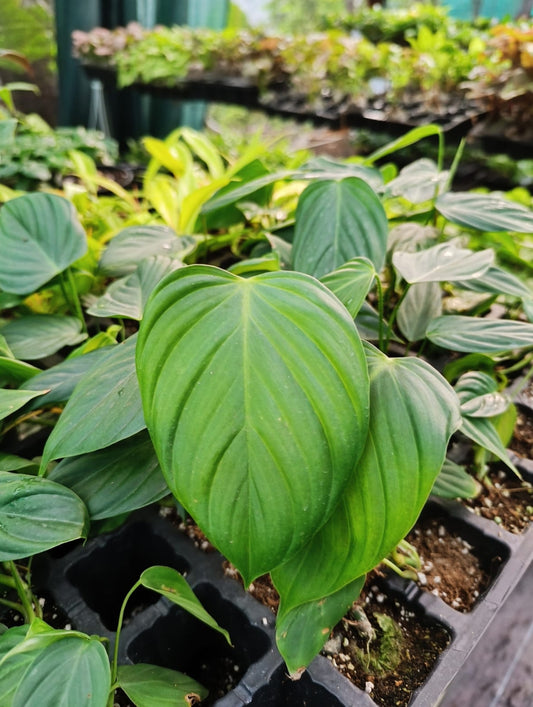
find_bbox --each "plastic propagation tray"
[35,455,533,706]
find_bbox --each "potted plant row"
[69,13,533,136]
[0,123,533,705]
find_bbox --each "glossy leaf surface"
[1,315,87,360]
[392,241,493,284]
[432,459,481,499]
[118,664,207,707]
[397,281,442,342]
[137,265,369,583]
[0,472,89,560]
[436,192,533,233]
[0,193,87,294]
[0,623,109,707]
[426,316,533,353]
[272,344,460,615]
[320,257,375,319]
[99,225,190,276]
[40,336,144,471]
[293,178,388,278]
[49,431,167,519]
[88,255,183,320]
[275,576,365,676]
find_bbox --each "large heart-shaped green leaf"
[426,316,533,353]
[292,178,388,278]
[1,315,87,360]
[0,623,110,707]
[272,344,460,616]
[40,336,144,472]
[88,255,183,320]
[118,664,207,707]
[0,193,88,295]
[49,431,168,520]
[392,241,494,284]
[137,265,369,584]
[0,472,89,560]
[436,192,533,233]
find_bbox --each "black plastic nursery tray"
[35,454,533,707]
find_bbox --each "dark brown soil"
[322,581,451,707]
[462,466,533,534]
[406,516,494,612]
[509,408,533,460]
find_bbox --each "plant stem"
[0,597,25,614]
[500,353,533,378]
[6,561,35,623]
[111,580,141,685]
[384,284,411,352]
[445,138,466,192]
[375,276,385,352]
[61,269,88,335]
[0,572,17,589]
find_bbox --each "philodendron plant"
[0,124,533,697]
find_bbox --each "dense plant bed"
[1,124,533,705]
[72,15,533,142]
[22,456,533,707]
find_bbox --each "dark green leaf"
[293,178,388,277]
[0,472,89,560]
[49,431,168,520]
[0,388,48,421]
[320,257,375,319]
[40,336,144,470]
[0,193,87,294]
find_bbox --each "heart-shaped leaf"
[0,624,110,707]
[460,416,518,474]
[272,344,460,615]
[88,256,183,320]
[40,336,144,471]
[393,241,494,284]
[0,193,87,295]
[452,266,532,299]
[426,316,533,353]
[137,265,369,583]
[99,226,191,276]
[0,472,89,560]
[436,192,533,233]
[455,371,510,418]
[293,178,388,278]
[320,257,375,319]
[1,316,87,360]
[386,158,447,203]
